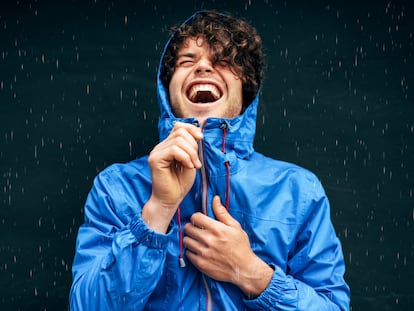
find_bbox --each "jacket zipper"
[197,139,208,215]
[197,123,213,311]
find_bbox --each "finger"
[185,249,203,269]
[149,143,195,170]
[212,196,241,228]
[167,139,199,169]
[188,212,219,233]
[172,122,203,141]
[182,233,204,254]
[151,133,201,169]
[183,221,204,239]
[168,126,203,168]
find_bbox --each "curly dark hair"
[161,11,265,110]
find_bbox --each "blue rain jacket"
[70,12,350,311]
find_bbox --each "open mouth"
[186,83,222,103]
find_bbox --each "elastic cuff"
[243,265,298,309]
[128,214,171,249]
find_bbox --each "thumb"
[212,196,239,227]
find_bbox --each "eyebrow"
[177,52,196,59]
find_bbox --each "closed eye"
[215,59,230,68]
[176,54,196,67]
[177,59,195,67]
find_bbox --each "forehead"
[178,37,209,53]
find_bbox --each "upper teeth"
[188,84,221,102]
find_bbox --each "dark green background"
[1,0,413,310]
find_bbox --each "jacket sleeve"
[69,166,171,310]
[244,175,350,311]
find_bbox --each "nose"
[195,57,214,75]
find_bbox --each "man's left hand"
[183,196,273,298]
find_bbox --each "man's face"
[168,37,243,125]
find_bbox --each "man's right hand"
[142,122,203,233]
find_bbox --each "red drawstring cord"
[177,206,186,268]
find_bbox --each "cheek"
[229,80,243,99]
[169,72,186,96]
[168,76,177,95]
[168,80,181,103]
[228,80,243,114]
[225,72,242,91]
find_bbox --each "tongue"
[193,90,216,103]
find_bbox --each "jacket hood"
[156,11,260,160]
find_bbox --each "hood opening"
[158,10,264,112]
